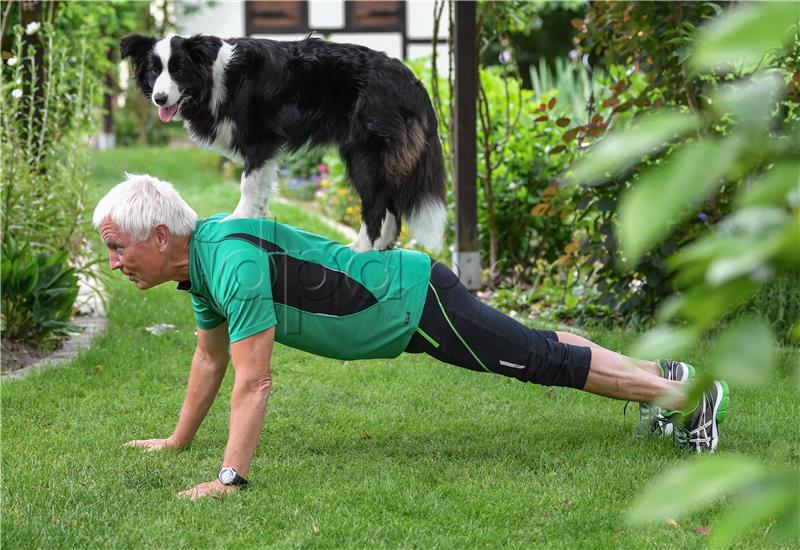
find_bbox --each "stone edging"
[1,314,107,381]
[2,262,107,381]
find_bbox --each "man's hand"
[124,436,183,451]
[176,479,239,500]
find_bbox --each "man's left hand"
[176,479,239,500]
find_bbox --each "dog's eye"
[173,68,183,77]
[150,67,160,75]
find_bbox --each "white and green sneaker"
[637,360,695,436]
[665,380,730,453]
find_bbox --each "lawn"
[2,147,798,548]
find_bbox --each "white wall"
[176,0,449,61]
[175,0,245,38]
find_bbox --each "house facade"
[176,0,449,64]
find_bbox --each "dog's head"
[120,34,222,123]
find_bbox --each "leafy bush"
[1,239,80,348]
[571,2,799,543]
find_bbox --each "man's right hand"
[124,436,184,451]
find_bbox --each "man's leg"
[404,261,728,451]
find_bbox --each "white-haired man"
[94,174,730,500]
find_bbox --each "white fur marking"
[408,199,447,252]
[350,222,372,252]
[374,211,398,250]
[225,162,278,220]
[152,38,181,107]
[210,42,236,116]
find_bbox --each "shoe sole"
[657,363,696,437]
[709,380,730,453]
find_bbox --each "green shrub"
[1,239,80,348]
[735,275,800,345]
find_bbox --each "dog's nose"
[153,93,168,106]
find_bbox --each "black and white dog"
[119,34,447,251]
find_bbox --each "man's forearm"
[222,377,271,477]
[171,349,227,446]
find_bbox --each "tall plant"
[570,3,799,545]
[1,7,95,254]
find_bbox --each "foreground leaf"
[627,456,765,524]
[710,473,798,549]
[631,325,699,360]
[618,138,740,264]
[709,317,776,386]
[567,111,700,186]
[691,2,800,72]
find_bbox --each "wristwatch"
[218,467,249,486]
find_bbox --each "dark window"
[246,1,309,34]
[346,1,404,32]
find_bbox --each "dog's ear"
[120,34,156,72]
[184,35,222,67]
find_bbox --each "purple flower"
[498,49,512,64]
[568,49,579,60]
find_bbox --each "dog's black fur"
[120,34,446,249]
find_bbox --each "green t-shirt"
[182,214,431,360]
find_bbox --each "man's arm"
[177,327,274,499]
[125,323,230,450]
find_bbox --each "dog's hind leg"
[225,161,278,220]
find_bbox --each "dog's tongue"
[158,104,179,123]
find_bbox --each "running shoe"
[666,380,730,453]
[637,360,695,436]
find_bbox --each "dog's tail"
[401,100,448,252]
[408,196,447,253]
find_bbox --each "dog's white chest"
[186,119,242,162]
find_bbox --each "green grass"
[3,147,799,548]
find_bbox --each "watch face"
[219,468,236,484]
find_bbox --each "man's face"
[99,218,165,290]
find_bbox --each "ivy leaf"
[692,2,800,72]
[567,111,700,186]
[618,138,740,264]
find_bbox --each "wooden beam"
[452,0,481,289]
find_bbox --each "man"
[93,174,729,500]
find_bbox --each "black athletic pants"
[404,260,591,389]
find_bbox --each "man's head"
[93,174,197,289]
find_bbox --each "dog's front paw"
[222,205,268,221]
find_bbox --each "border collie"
[119,34,447,251]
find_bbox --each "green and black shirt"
[180,214,431,360]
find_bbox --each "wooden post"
[452,0,481,290]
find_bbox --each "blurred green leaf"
[671,278,756,329]
[627,455,765,524]
[737,161,800,207]
[713,73,785,130]
[692,2,800,71]
[710,473,798,549]
[709,317,776,386]
[618,139,740,264]
[631,325,699,360]
[567,111,701,186]
[705,208,788,285]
